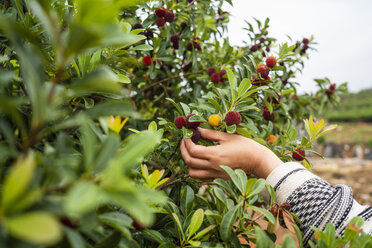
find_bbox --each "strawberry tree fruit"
[190,128,201,143]
[263,106,275,121]
[266,135,277,144]
[174,116,187,129]
[208,66,216,76]
[132,219,146,231]
[186,114,201,128]
[142,56,152,66]
[292,149,306,161]
[155,6,166,17]
[210,72,221,83]
[265,56,277,68]
[156,17,166,27]
[256,63,270,78]
[208,114,221,127]
[164,10,175,22]
[225,111,242,126]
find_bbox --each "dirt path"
[310,158,372,205]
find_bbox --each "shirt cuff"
[265,162,321,204]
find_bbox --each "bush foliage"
[0,0,370,247]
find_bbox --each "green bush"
[0,0,369,247]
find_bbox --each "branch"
[138,69,206,94]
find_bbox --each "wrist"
[256,148,283,179]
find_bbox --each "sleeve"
[265,162,372,244]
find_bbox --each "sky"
[222,0,372,94]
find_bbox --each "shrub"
[0,0,368,247]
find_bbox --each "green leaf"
[250,205,275,224]
[117,74,131,84]
[281,235,297,248]
[226,124,237,134]
[113,130,161,171]
[180,103,191,116]
[99,212,132,238]
[181,186,194,217]
[183,127,193,139]
[5,212,62,246]
[85,100,133,118]
[64,181,105,216]
[94,134,121,173]
[220,204,240,242]
[220,165,244,195]
[188,209,204,238]
[64,227,86,248]
[70,66,121,96]
[95,231,121,248]
[172,213,185,241]
[248,178,266,197]
[1,152,35,213]
[193,225,216,240]
[130,44,153,51]
[225,67,237,101]
[237,78,252,98]
[166,98,184,116]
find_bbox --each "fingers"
[181,140,210,169]
[183,138,212,160]
[197,127,229,143]
[188,168,215,180]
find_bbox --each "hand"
[180,127,283,180]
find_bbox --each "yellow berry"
[208,114,221,127]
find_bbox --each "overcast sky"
[223,0,372,94]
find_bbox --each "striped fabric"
[266,162,372,245]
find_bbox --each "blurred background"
[224,0,372,205]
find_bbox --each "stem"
[138,69,206,94]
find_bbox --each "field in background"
[322,122,372,146]
[324,89,372,122]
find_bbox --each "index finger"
[183,138,212,160]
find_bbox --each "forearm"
[266,162,372,244]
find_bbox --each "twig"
[139,69,206,94]
[157,169,183,190]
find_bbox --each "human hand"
[180,127,283,180]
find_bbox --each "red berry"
[330,83,336,91]
[164,11,175,22]
[210,73,220,83]
[266,47,270,52]
[219,69,226,77]
[186,42,193,51]
[171,34,180,43]
[263,106,274,121]
[174,116,187,129]
[325,89,334,98]
[186,114,201,128]
[132,219,146,231]
[225,111,242,126]
[259,37,265,43]
[156,17,166,27]
[193,42,201,51]
[264,76,271,81]
[208,66,216,76]
[250,45,259,52]
[292,149,305,161]
[142,56,152,66]
[180,22,187,30]
[155,6,166,17]
[190,128,201,143]
[302,38,309,44]
[256,64,270,78]
[60,216,80,228]
[265,56,277,68]
[132,23,143,29]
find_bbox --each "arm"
[180,127,372,242]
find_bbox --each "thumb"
[197,127,229,142]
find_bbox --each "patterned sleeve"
[265,162,372,244]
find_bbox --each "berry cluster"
[295,37,311,55]
[186,37,202,51]
[174,114,201,143]
[208,67,226,83]
[250,28,272,55]
[155,6,175,27]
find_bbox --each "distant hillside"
[325,89,372,122]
